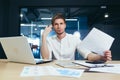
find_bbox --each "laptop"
[0,36,52,64]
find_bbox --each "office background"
[0,0,120,60]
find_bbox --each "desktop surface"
[0,59,120,80]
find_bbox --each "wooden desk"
[0,59,120,80]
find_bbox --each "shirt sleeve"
[76,38,91,59]
[46,38,52,59]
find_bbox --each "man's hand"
[87,50,112,62]
[41,25,53,59]
[103,50,112,61]
[42,25,53,37]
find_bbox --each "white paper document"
[20,66,84,78]
[72,61,108,68]
[20,66,58,76]
[80,27,115,55]
[55,68,84,78]
[55,61,80,68]
[89,64,120,74]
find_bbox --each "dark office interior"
[0,0,120,60]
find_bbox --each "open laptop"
[0,36,52,64]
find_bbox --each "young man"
[41,13,112,61]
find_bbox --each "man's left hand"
[103,50,112,61]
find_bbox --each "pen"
[92,64,114,68]
[85,61,105,64]
[103,64,114,67]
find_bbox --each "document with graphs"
[20,66,84,78]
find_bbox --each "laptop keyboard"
[34,58,53,64]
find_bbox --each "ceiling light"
[104,13,109,18]
[66,19,77,21]
[41,18,77,21]
[20,24,36,26]
[20,13,23,18]
[41,18,52,20]
[101,6,107,9]
[34,28,37,31]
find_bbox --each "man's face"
[53,18,66,35]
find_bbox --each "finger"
[45,25,48,29]
[105,52,112,58]
[104,55,112,59]
[48,24,53,28]
[105,50,111,53]
[107,57,112,61]
[104,50,111,55]
[104,54,112,60]
[105,52,112,56]
[104,50,111,53]
[106,54,112,57]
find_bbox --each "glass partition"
[20,6,119,59]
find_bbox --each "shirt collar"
[55,33,68,41]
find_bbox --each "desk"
[0,59,120,80]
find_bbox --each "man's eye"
[54,23,58,25]
[60,23,63,25]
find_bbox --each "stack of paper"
[73,61,120,74]
[72,61,107,68]
[89,64,120,74]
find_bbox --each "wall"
[0,0,8,58]
[0,0,120,59]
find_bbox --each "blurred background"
[0,0,120,60]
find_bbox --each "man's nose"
[58,24,61,28]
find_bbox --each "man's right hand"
[42,25,53,37]
[41,25,52,59]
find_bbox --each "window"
[20,6,115,59]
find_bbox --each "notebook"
[0,36,52,64]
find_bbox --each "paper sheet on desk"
[89,64,120,74]
[20,66,58,76]
[80,27,115,55]
[55,68,84,78]
[20,66,84,78]
[73,61,106,68]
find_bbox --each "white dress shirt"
[47,33,91,60]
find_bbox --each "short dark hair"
[51,13,66,25]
